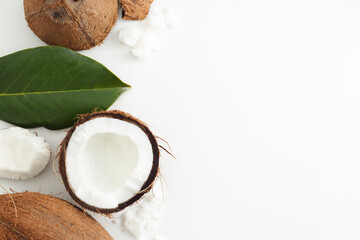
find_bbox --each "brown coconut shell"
[59,110,160,214]
[0,192,113,240]
[119,0,154,20]
[24,0,119,51]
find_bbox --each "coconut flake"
[0,127,51,180]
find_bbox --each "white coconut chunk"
[119,25,144,47]
[117,3,176,60]
[121,182,166,240]
[0,127,51,180]
[146,5,177,30]
[65,117,154,209]
[131,31,163,60]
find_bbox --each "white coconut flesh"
[65,117,154,209]
[0,127,51,180]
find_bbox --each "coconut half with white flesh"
[0,127,51,180]
[59,111,159,213]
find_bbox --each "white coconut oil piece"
[0,127,51,180]
[121,182,167,240]
[147,5,177,30]
[119,25,144,47]
[131,31,163,60]
[118,3,177,60]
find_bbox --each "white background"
[1,0,360,239]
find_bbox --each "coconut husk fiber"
[0,192,113,240]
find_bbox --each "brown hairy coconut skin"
[59,110,160,214]
[24,0,119,51]
[0,192,113,240]
[119,0,154,20]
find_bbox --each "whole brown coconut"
[59,110,160,214]
[24,0,119,51]
[0,192,113,240]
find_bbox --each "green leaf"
[0,46,130,130]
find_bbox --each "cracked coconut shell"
[119,0,154,20]
[24,0,119,51]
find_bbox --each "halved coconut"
[59,111,159,213]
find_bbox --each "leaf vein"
[2,57,35,93]
[0,87,127,97]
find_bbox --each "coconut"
[0,127,51,180]
[0,192,113,239]
[24,0,119,51]
[59,111,159,214]
[119,0,154,20]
